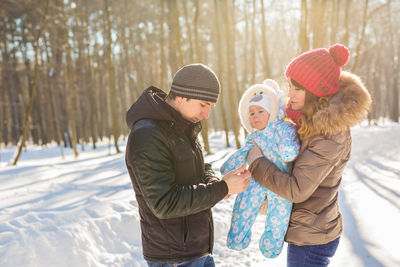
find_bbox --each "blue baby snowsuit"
[220,83,300,258]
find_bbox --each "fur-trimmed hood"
[312,71,372,136]
[239,79,286,134]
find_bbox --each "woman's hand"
[247,141,264,166]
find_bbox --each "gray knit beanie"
[170,63,220,103]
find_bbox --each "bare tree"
[224,0,241,149]
[104,0,120,153]
[13,0,49,165]
[310,0,328,48]
[351,0,369,73]
[167,0,183,74]
[330,0,339,44]
[260,0,271,78]
[299,0,310,52]
[387,0,399,122]
[159,0,168,91]
[214,0,230,147]
[250,0,257,84]
[182,0,194,63]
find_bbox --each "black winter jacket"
[125,86,228,263]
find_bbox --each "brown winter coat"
[249,71,372,245]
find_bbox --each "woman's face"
[288,79,306,110]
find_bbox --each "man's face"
[176,97,214,123]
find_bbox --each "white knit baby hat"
[238,79,280,133]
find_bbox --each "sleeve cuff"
[219,180,229,197]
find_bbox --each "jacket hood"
[312,71,372,136]
[239,79,286,134]
[126,86,174,129]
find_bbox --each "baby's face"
[249,105,270,130]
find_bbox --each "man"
[125,63,250,266]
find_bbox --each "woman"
[246,44,371,267]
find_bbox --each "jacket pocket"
[160,217,186,251]
[185,210,211,250]
[173,144,197,184]
[290,208,325,232]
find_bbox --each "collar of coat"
[311,71,372,136]
[161,99,202,141]
[125,86,202,140]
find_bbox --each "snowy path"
[0,123,399,266]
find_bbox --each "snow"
[1,123,399,267]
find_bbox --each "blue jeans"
[287,237,340,267]
[147,255,215,267]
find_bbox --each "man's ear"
[175,96,184,104]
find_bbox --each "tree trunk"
[183,0,194,63]
[96,49,107,139]
[260,0,271,78]
[310,0,328,48]
[167,0,183,74]
[330,0,340,44]
[84,0,98,148]
[351,0,369,73]
[0,27,9,144]
[159,0,167,91]
[65,36,79,157]
[342,0,351,46]
[0,21,11,145]
[251,0,256,84]
[242,2,249,88]
[104,0,120,153]
[12,42,39,165]
[299,0,309,52]
[34,44,49,144]
[49,77,65,157]
[224,0,240,149]
[191,0,210,154]
[2,19,23,145]
[387,0,399,122]
[47,1,65,155]
[13,0,49,165]
[214,0,230,147]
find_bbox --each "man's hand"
[247,141,264,166]
[222,165,251,195]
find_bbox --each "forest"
[1,0,399,163]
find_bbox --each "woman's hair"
[291,79,333,140]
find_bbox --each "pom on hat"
[329,44,350,67]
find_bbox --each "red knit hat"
[285,44,350,96]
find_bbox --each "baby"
[220,79,300,258]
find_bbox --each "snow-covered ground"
[1,123,399,267]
